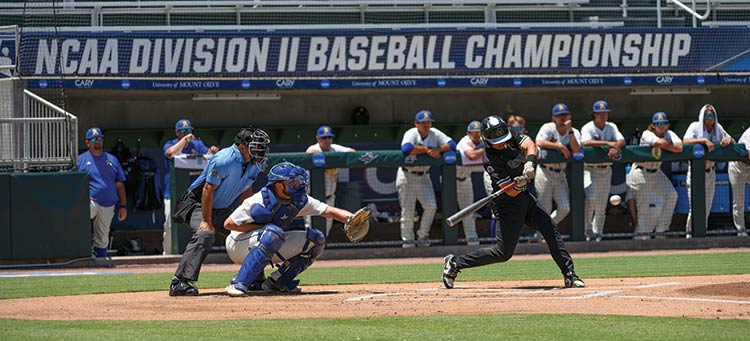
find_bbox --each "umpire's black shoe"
[169,277,199,296]
[442,254,460,289]
[564,272,585,288]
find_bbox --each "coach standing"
[78,127,127,258]
[162,119,219,255]
[169,127,270,296]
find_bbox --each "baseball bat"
[446,181,517,227]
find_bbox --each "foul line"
[0,272,133,278]
[633,282,682,289]
[611,295,750,305]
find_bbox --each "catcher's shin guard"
[235,224,285,287]
[271,228,325,289]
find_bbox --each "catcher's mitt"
[343,207,371,242]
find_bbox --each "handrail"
[668,0,712,20]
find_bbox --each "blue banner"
[19,28,750,79]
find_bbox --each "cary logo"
[74,79,95,88]
[470,77,489,87]
[656,76,673,84]
[276,79,295,88]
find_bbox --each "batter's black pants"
[453,191,575,277]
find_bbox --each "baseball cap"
[85,127,104,140]
[175,119,193,131]
[552,103,570,116]
[467,120,482,132]
[652,112,669,124]
[317,125,335,138]
[592,100,610,113]
[415,110,434,123]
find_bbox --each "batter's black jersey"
[483,131,531,192]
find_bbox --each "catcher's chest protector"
[250,187,307,229]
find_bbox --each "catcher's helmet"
[235,127,270,165]
[481,115,512,145]
[267,162,308,195]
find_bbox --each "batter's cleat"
[564,272,585,288]
[224,283,248,297]
[262,278,302,294]
[442,254,460,289]
[169,277,199,296]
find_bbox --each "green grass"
[1,314,749,340]
[1,251,749,299]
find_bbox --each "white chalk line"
[611,295,750,305]
[633,282,682,289]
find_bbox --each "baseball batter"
[535,103,581,224]
[398,110,456,247]
[443,115,584,289]
[455,121,485,245]
[683,104,734,238]
[223,162,356,296]
[627,112,682,239]
[304,125,356,236]
[729,127,750,236]
[581,100,625,242]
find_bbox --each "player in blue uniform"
[223,162,356,296]
[77,127,127,258]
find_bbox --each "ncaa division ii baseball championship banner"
[17,28,750,89]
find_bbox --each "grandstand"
[1,0,749,258]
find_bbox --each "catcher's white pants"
[729,161,750,233]
[535,166,570,224]
[456,177,479,245]
[626,167,677,236]
[225,229,316,279]
[396,168,437,246]
[584,165,612,239]
[89,200,115,249]
[163,198,172,255]
[685,166,716,235]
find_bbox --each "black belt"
[587,165,610,169]
[401,167,425,176]
[457,177,467,181]
[637,166,658,173]
[541,165,563,173]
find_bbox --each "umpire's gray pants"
[174,208,232,282]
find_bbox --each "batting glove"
[513,175,528,188]
[523,161,536,180]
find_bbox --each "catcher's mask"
[267,162,308,195]
[235,127,270,165]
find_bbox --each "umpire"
[169,127,270,296]
[442,115,585,289]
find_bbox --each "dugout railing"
[167,143,748,251]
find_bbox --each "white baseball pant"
[89,200,115,249]
[534,166,570,224]
[304,170,337,235]
[456,176,479,246]
[163,198,172,255]
[626,167,678,237]
[584,165,612,239]
[728,161,750,234]
[396,167,437,247]
[685,166,716,235]
[225,229,320,280]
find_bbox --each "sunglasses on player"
[88,136,103,142]
[179,128,193,134]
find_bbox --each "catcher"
[223,162,370,296]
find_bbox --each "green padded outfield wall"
[8,172,90,259]
[0,174,10,259]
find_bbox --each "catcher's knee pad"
[304,227,326,260]
[258,224,286,255]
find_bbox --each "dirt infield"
[1,249,749,321]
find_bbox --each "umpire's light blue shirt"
[188,144,262,209]
[163,138,209,199]
[78,151,127,207]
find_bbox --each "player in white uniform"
[398,110,456,247]
[729,127,750,236]
[304,125,356,236]
[456,121,485,245]
[683,104,734,238]
[627,112,682,239]
[223,162,356,296]
[580,100,625,242]
[535,103,581,224]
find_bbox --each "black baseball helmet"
[481,115,512,145]
[234,126,271,164]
